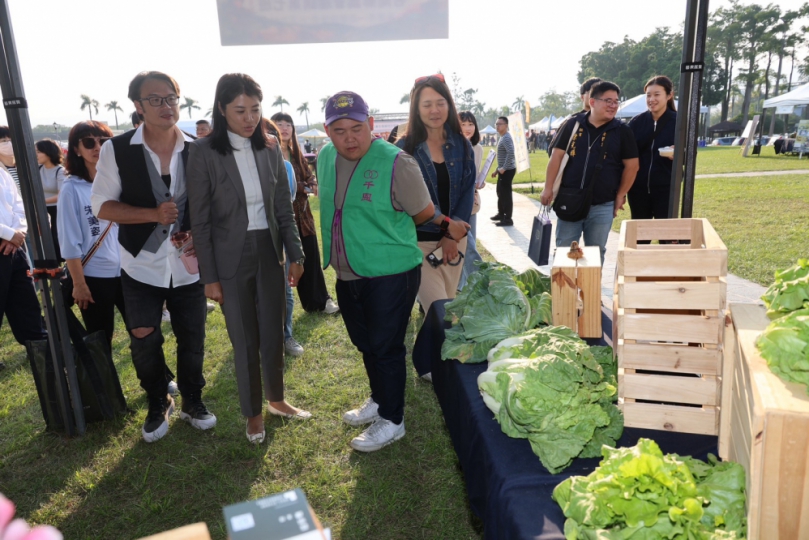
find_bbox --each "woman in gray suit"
[187,73,310,444]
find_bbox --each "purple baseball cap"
[324,91,369,126]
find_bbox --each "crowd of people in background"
[1,68,678,451]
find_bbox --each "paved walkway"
[474,186,765,306]
[512,168,809,192]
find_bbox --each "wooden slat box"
[614,218,727,435]
[551,245,602,338]
[719,303,809,540]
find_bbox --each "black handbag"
[528,205,552,266]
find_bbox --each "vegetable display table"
[413,300,719,540]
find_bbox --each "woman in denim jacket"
[396,74,475,319]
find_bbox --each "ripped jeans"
[121,270,207,399]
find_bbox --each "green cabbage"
[761,259,809,320]
[553,438,746,539]
[441,264,551,363]
[477,327,622,473]
[756,307,809,394]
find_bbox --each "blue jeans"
[284,258,293,341]
[335,265,420,424]
[458,213,482,291]
[554,201,614,264]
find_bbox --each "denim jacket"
[396,126,475,234]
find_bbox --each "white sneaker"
[350,417,405,452]
[342,398,380,427]
[420,372,433,383]
[167,380,179,396]
[161,309,171,323]
[323,298,340,314]
[206,302,216,312]
[284,337,304,357]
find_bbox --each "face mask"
[0,141,13,157]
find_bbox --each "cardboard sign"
[217,0,448,46]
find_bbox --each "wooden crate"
[138,523,211,540]
[551,245,601,338]
[719,303,809,540]
[614,218,727,435]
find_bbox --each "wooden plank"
[621,219,637,248]
[619,342,721,375]
[578,262,601,338]
[620,311,723,344]
[551,266,578,331]
[619,280,725,310]
[690,218,705,248]
[627,218,695,242]
[620,372,718,406]
[719,314,736,459]
[138,524,211,540]
[619,401,718,435]
[618,249,727,278]
[552,245,601,268]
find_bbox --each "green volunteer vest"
[318,139,422,278]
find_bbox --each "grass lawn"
[518,173,809,286]
[0,198,497,540]
[482,143,808,188]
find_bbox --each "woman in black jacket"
[627,75,677,221]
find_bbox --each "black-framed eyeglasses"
[594,97,620,107]
[138,95,180,107]
[80,136,111,149]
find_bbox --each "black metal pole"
[0,0,85,435]
[669,0,710,219]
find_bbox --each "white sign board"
[741,115,759,157]
[217,0,448,46]
[740,120,754,139]
[775,105,795,115]
[507,113,530,174]
[476,150,496,188]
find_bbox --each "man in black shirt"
[540,81,639,263]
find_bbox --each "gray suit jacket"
[186,136,304,284]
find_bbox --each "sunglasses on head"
[414,73,445,85]
[80,136,110,150]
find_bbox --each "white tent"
[529,116,548,131]
[299,128,327,138]
[551,115,568,129]
[616,94,647,119]
[480,125,498,134]
[763,82,809,109]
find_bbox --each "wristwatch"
[293,257,305,266]
[440,216,452,238]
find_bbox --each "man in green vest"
[319,91,468,452]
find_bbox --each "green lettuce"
[478,327,621,473]
[755,307,809,394]
[441,264,551,363]
[761,259,809,319]
[553,439,746,540]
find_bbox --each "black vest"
[111,130,190,257]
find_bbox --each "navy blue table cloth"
[413,299,718,540]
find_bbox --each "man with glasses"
[540,81,639,263]
[490,116,516,226]
[92,71,216,443]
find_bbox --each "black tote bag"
[528,206,552,266]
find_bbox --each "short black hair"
[580,77,602,96]
[458,111,480,146]
[498,116,509,125]
[127,71,180,103]
[589,80,621,100]
[0,126,10,139]
[131,111,141,126]
[195,119,210,126]
[35,139,63,166]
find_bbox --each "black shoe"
[142,393,174,443]
[0,361,5,370]
[495,219,514,227]
[490,214,503,221]
[180,392,217,430]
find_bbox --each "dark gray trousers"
[220,229,286,417]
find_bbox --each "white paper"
[476,150,496,188]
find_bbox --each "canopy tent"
[299,128,327,138]
[551,115,568,129]
[480,125,497,134]
[616,94,648,119]
[763,82,809,109]
[529,116,552,131]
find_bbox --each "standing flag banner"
[507,112,530,174]
[524,101,531,124]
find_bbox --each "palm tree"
[320,96,330,112]
[512,95,525,114]
[80,94,99,120]
[472,101,486,117]
[105,100,124,130]
[273,96,289,112]
[400,93,411,105]
[297,102,310,129]
[179,97,201,119]
[205,107,213,117]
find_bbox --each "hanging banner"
[775,104,794,115]
[217,0,448,46]
[508,112,530,174]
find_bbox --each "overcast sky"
[2,0,807,130]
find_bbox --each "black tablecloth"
[413,300,719,540]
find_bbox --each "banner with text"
[217,0,448,46]
[508,113,530,174]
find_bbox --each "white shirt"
[227,131,269,231]
[91,124,197,288]
[0,167,26,241]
